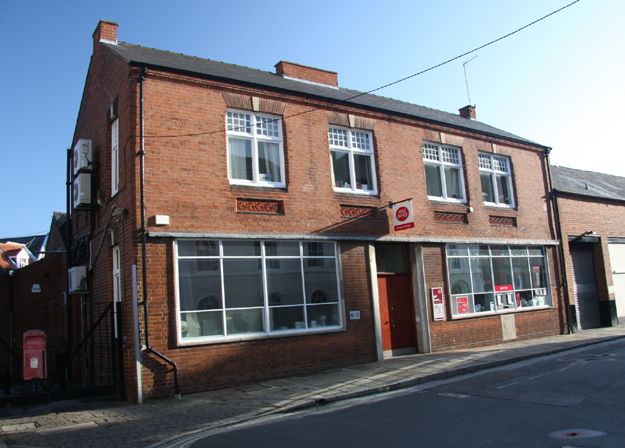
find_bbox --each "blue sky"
[1,0,623,238]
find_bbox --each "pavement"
[1,325,624,448]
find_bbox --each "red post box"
[23,330,47,380]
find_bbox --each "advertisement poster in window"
[457,296,469,314]
[393,201,414,231]
[431,287,445,321]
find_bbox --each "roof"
[103,41,546,149]
[0,234,47,258]
[551,165,625,202]
[0,243,28,269]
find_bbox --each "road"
[174,339,625,448]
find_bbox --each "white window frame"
[111,118,119,196]
[422,142,466,203]
[329,126,377,195]
[113,245,121,303]
[112,245,121,337]
[226,110,285,188]
[174,240,343,345]
[478,153,515,208]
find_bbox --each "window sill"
[483,203,516,211]
[333,187,378,196]
[427,197,466,205]
[176,325,345,347]
[229,183,287,193]
[450,305,552,320]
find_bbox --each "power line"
[145,0,580,140]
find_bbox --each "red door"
[378,273,416,352]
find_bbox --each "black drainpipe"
[8,269,15,380]
[545,149,573,334]
[66,148,74,355]
[138,67,181,397]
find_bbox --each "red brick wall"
[127,70,554,243]
[70,32,141,400]
[556,194,625,315]
[275,61,338,87]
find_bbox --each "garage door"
[570,246,601,330]
[608,243,625,320]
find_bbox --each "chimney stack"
[275,61,338,87]
[93,20,118,45]
[459,105,476,120]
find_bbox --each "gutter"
[147,231,559,247]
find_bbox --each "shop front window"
[176,240,342,341]
[447,244,551,317]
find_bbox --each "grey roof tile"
[103,42,545,148]
[551,165,625,202]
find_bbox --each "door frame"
[369,243,431,360]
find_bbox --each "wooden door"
[378,273,416,352]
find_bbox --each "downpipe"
[138,67,181,398]
[545,149,573,334]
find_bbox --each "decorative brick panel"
[489,215,517,227]
[326,112,375,131]
[434,211,468,224]
[222,92,252,110]
[327,112,350,127]
[222,93,286,116]
[236,198,284,214]
[259,98,287,115]
[340,205,378,218]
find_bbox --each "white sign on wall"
[432,287,446,321]
[393,201,415,232]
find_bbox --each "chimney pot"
[459,105,476,119]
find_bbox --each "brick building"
[69,20,565,402]
[0,213,69,385]
[551,165,625,330]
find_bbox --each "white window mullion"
[219,242,228,336]
[439,164,448,200]
[112,245,121,337]
[111,119,119,196]
[300,255,308,328]
[261,242,270,334]
[251,121,260,184]
[490,173,498,204]
[348,151,357,192]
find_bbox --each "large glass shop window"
[176,240,342,340]
[447,245,551,317]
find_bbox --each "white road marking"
[438,393,470,398]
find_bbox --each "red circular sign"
[396,206,410,222]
